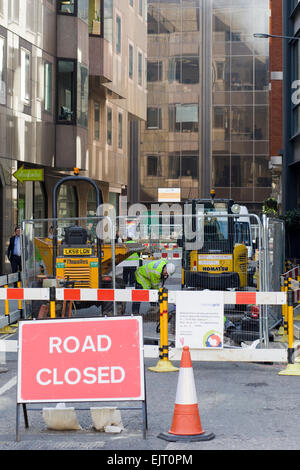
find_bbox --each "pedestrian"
[132,259,176,314]
[7,226,22,273]
[48,225,54,239]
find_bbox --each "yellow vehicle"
[34,171,141,292]
[182,191,248,290]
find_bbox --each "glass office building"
[140,0,271,212]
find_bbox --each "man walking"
[7,226,22,273]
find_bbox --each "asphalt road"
[0,340,300,454]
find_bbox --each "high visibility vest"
[135,259,167,290]
[126,240,140,261]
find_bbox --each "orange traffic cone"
[158,346,215,442]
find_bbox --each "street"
[0,335,300,453]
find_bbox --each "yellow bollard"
[50,301,56,319]
[279,290,300,376]
[277,279,289,342]
[4,284,9,316]
[148,288,178,373]
[0,285,17,334]
[17,281,22,311]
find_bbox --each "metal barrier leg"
[148,288,179,373]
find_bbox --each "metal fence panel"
[18,212,285,352]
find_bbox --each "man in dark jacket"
[7,226,22,273]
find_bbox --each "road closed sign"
[17,317,144,403]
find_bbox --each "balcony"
[89,35,113,83]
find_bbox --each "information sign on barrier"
[175,291,224,349]
[16,317,147,440]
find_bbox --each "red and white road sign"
[17,317,144,403]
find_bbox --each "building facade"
[0,0,147,273]
[282,1,300,213]
[140,0,271,213]
[268,0,283,210]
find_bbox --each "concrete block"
[90,407,123,432]
[42,403,81,430]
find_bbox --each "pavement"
[0,340,300,454]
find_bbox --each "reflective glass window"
[169,56,199,84]
[89,0,102,35]
[147,60,162,81]
[57,59,75,122]
[58,0,75,14]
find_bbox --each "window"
[104,0,113,43]
[44,62,52,112]
[33,182,47,236]
[118,112,123,148]
[58,0,75,14]
[168,154,198,179]
[147,107,162,129]
[139,0,143,16]
[57,0,75,14]
[147,60,162,82]
[57,59,75,122]
[107,107,112,145]
[129,0,133,6]
[147,155,161,176]
[8,0,19,23]
[169,104,198,132]
[78,0,88,22]
[57,185,78,218]
[116,15,121,54]
[129,44,133,79]
[0,35,6,105]
[78,63,88,127]
[169,56,199,84]
[89,0,102,35]
[94,102,100,140]
[21,49,31,104]
[138,51,143,86]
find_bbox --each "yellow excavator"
[182,190,248,290]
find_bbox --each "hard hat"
[166,263,176,276]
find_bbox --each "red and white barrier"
[55,288,158,302]
[0,288,49,301]
[0,287,287,305]
[168,290,287,305]
[0,287,158,302]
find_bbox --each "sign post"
[16,316,147,440]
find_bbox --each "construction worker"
[132,259,176,314]
[123,238,141,286]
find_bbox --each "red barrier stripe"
[64,289,81,301]
[236,292,256,305]
[97,289,115,301]
[7,288,24,300]
[132,290,149,302]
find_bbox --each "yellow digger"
[182,190,248,290]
